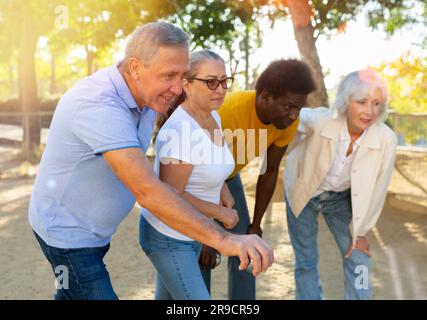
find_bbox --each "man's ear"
[128,57,142,81]
[182,79,191,96]
[259,90,273,104]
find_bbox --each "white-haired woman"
[283,69,397,300]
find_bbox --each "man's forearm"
[252,169,279,227]
[140,180,228,248]
[104,148,227,249]
[105,150,274,275]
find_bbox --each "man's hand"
[199,245,220,269]
[345,236,371,259]
[247,224,263,238]
[220,183,234,209]
[218,206,239,229]
[216,233,274,277]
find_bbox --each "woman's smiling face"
[347,87,383,133]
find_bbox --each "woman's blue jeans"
[286,189,372,300]
[200,173,255,300]
[139,215,210,300]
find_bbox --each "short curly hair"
[255,59,316,98]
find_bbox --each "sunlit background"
[0,0,426,300]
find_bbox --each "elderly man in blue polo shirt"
[28,21,274,300]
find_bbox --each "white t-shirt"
[141,106,235,241]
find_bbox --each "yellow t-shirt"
[218,90,299,178]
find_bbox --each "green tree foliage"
[266,0,426,106]
[139,0,280,88]
[0,0,66,157]
[366,0,426,35]
[51,0,144,75]
[376,54,427,113]
[376,50,427,145]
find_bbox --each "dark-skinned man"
[199,59,316,300]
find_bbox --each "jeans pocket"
[140,221,172,255]
[139,229,152,255]
[64,248,108,284]
[352,248,371,260]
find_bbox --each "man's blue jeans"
[33,231,118,300]
[200,173,256,300]
[285,189,372,300]
[139,216,210,300]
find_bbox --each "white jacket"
[284,107,397,241]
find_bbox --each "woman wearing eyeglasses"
[139,50,237,299]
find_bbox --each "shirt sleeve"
[298,107,332,135]
[72,103,140,155]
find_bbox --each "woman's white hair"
[332,69,388,121]
[124,21,189,67]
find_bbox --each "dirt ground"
[0,145,426,300]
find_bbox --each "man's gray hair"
[124,21,189,66]
[332,69,388,121]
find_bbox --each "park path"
[0,146,426,299]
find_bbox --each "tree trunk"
[9,62,16,96]
[227,45,239,78]
[93,60,99,73]
[244,22,250,90]
[50,53,57,95]
[286,0,329,107]
[19,4,41,161]
[86,47,95,76]
[227,46,234,76]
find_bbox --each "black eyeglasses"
[188,77,234,90]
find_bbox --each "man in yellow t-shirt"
[199,59,316,300]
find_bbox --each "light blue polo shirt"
[29,64,157,249]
